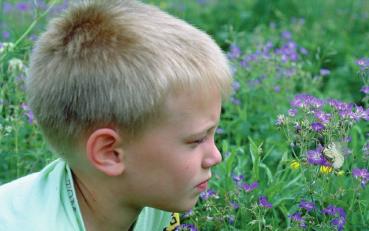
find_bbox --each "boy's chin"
[155,197,198,213]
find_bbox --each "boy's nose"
[202,142,222,169]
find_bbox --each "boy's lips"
[196,177,211,192]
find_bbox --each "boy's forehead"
[163,89,221,122]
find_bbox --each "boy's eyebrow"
[189,123,219,137]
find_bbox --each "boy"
[0,0,232,230]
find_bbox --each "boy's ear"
[86,128,125,176]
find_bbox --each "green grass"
[1,0,369,230]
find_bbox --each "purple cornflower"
[360,86,369,94]
[276,114,286,125]
[16,2,30,12]
[281,31,292,40]
[227,215,235,224]
[181,209,193,219]
[356,58,369,70]
[306,148,325,165]
[215,128,224,134]
[230,97,241,105]
[299,200,315,212]
[232,174,244,185]
[331,216,346,231]
[232,81,240,92]
[290,94,324,109]
[300,47,308,55]
[21,103,35,124]
[242,181,258,192]
[228,44,241,59]
[274,85,281,93]
[320,68,330,76]
[259,196,272,208]
[174,224,198,231]
[3,3,13,13]
[352,168,369,187]
[2,31,10,40]
[289,212,306,228]
[230,201,239,210]
[199,189,218,200]
[311,122,325,132]
[322,205,338,216]
[322,205,346,217]
[288,109,298,117]
[354,106,369,121]
[314,110,331,124]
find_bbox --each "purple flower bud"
[360,86,369,94]
[311,122,325,132]
[199,189,218,200]
[259,196,272,208]
[306,149,325,165]
[228,44,241,59]
[320,68,330,76]
[299,200,315,212]
[288,109,298,117]
[242,181,258,192]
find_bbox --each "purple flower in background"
[230,97,241,105]
[21,103,35,124]
[274,85,281,93]
[361,86,369,94]
[215,128,224,134]
[3,3,13,12]
[356,58,369,70]
[181,209,193,219]
[196,0,208,5]
[300,47,308,55]
[320,68,330,76]
[16,2,30,12]
[299,200,315,212]
[306,148,325,165]
[200,189,218,200]
[232,81,240,92]
[288,109,298,117]
[281,31,292,40]
[174,223,198,231]
[352,168,369,187]
[311,122,325,132]
[322,205,338,216]
[230,201,239,210]
[259,196,272,208]
[2,31,10,40]
[232,174,244,185]
[228,43,241,59]
[322,204,346,231]
[354,106,369,121]
[314,110,331,124]
[290,94,324,109]
[331,216,346,231]
[289,212,306,228]
[242,181,258,192]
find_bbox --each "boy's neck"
[72,171,141,231]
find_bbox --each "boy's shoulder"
[0,159,78,230]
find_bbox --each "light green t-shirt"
[0,159,172,231]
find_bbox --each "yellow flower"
[290,160,300,170]
[320,166,333,174]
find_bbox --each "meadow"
[1,0,369,230]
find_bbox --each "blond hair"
[27,0,232,155]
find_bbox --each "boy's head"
[27,0,231,158]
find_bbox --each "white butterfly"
[323,142,345,169]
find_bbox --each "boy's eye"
[193,137,206,144]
